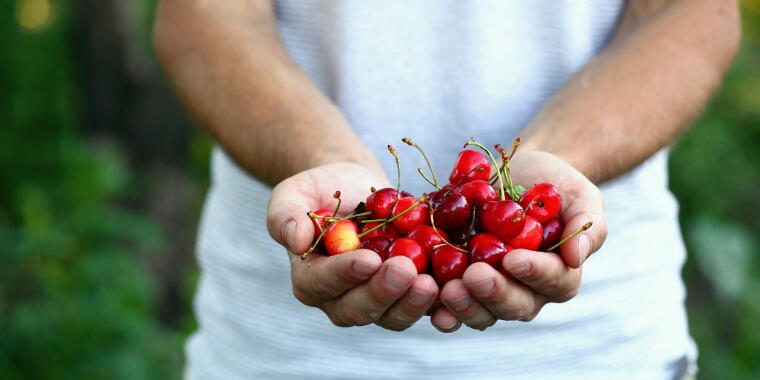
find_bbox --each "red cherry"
[479,200,526,241]
[365,187,398,219]
[469,233,512,270]
[360,222,400,240]
[451,180,497,207]
[391,197,430,234]
[518,183,561,224]
[407,225,449,257]
[387,237,427,274]
[449,150,491,185]
[361,236,392,260]
[429,184,456,207]
[540,217,563,252]
[400,191,414,198]
[433,194,472,230]
[324,220,361,255]
[431,245,469,285]
[449,226,477,245]
[507,216,543,251]
[310,208,333,235]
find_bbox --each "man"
[155,0,740,378]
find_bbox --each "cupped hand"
[267,162,440,331]
[431,151,607,331]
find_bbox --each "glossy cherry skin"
[359,222,400,240]
[365,187,398,219]
[449,226,477,245]
[433,194,472,230]
[449,150,491,185]
[479,200,526,241]
[324,220,361,255]
[361,236,392,260]
[407,225,449,257]
[518,183,561,224]
[387,237,428,274]
[540,217,563,252]
[507,216,543,251]
[469,233,512,270]
[399,191,414,198]
[431,245,469,285]
[451,180,497,207]
[391,197,430,234]
[429,184,455,207]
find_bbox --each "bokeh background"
[1,0,758,379]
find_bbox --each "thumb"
[267,181,316,254]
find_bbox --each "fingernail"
[578,234,591,263]
[351,259,379,280]
[408,288,434,306]
[384,265,413,291]
[282,219,297,251]
[506,259,531,279]
[437,319,460,332]
[469,278,495,297]
[447,293,472,312]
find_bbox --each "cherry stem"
[303,214,331,259]
[429,209,468,253]
[466,204,477,236]
[546,221,593,252]
[331,191,342,217]
[357,195,429,238]
[496,139,520,201]
[360,218,387,223]
[417,168,437,188]
[342,210,373,220]
[388,145,402,209]
[403,137,440,190]
[443,167,484,198]
[465,140,506,201]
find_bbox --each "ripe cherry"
[310,208,334,235]
[407,225,448,257]
[479,200,526,241]
[449,226,477,245]
[387,237,427,274]
[360,221,399,240]
[507,216,543,251]
[429,184,455,207]
[519,183,561,224]
[540,217,563,252]
[391,197,430,234]
[431,245,469,285]
[450,180,497,207]
[361,236,392,260]
[324,220,361,255]
[433,194,472,230]
[365,187,398,219]
[469,233,512,270]
[449,150,491,185]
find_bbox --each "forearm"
[521,0,741,184]
[154,0,383,185]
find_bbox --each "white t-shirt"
[185,1,697,379]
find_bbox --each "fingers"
[267,178,316,254]
[376,274,439,331]
[502,249,581,302]
[559,184,607,268]
[430,306,462,333]
[323,256,417,327]
[439,279,496,330]
[290,249,382,306]
[462,263,546,322]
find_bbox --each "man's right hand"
[267,162,440,331]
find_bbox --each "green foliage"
[0,1,183,378]
[669,4,760,378]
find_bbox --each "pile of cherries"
[304,137,590,285]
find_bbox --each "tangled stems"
[464,140,506,201]
[357,195,429,239]
[403,137,440,190]
[429,210,468,253]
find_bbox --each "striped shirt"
[185,1,697,379]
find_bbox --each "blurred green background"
[1,0,758,379]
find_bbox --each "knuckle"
[292,286,316,306]
[556,284,580,303]
[326,312,351,328]
[340,304,375,326]
[310,275,335,299]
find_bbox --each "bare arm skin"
[521,0,741,184]
[434,0,741,331]
[153,0,384,185]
